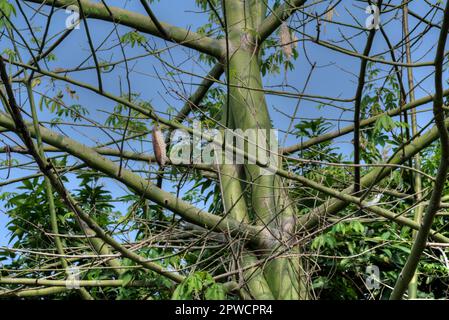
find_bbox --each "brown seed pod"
[280,22,293,60]
[152,126,167,167]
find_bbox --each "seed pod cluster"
[152,126,167,167]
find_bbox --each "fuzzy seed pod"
[152,126,167,167]
[326,7,335,23]
[324,7,338,33]
[280,22,293,60]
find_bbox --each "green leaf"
[120,272,134,287]
[205,284,226,300]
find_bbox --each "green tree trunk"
[221,0,308,300]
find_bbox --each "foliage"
[172,272,226,300]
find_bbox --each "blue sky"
[0,0,443,248]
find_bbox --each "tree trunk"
[221,0,308,300]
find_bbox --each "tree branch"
[281,88,449,154]
[0,112,271,249]
[297,118,449,230]
[257,0,307,43]
[23,0,223,57]
[390,0,449,300]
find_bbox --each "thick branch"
[281,88,449,154]
[0,113,271,249]
[297,118,449,230]
[1,57,184,283]
[23,0,223,57]
[353,7,379,192]
[258,0,307,43]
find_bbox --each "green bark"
[23,0,222,57]
[222,0,307,299]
